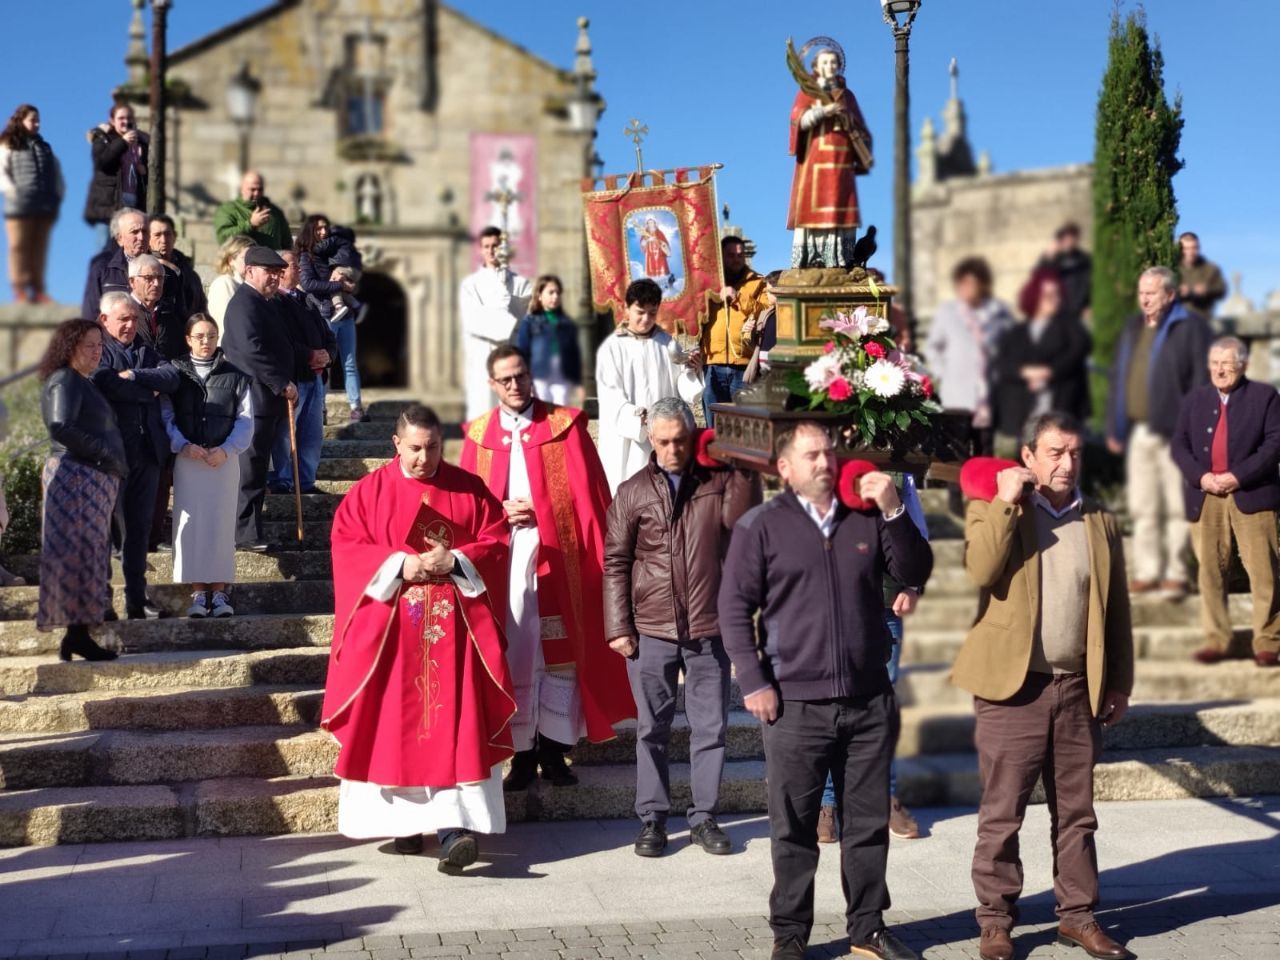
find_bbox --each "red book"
[404,495,456,553]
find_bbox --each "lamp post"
[568,17,605,401]
[225,63,261,176]
[880,0,921,333]
[146,0,171,215]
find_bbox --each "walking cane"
[286,395,304,542]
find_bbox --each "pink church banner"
[470,133,538,280]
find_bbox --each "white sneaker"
[187,592,208,618]
[331,304,350,323]
[210,591,235,618]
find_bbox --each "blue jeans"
[329,316,362,408]
[822,612,903,806]
[702,364,746,428]
[270,376,324,491]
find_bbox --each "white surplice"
[595,327,704,493]
[459,266,532,421]
[335,462,506,839]
[500,405,584,752]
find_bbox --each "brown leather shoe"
[1193,646,1226,665]
[817,804,838,843]
[888,797,920,839]
[1159,579,1188,601]
[978,927,1014,960]
[1255,651,1279,667]
[1057,921,1127,959]
[1128,579,1158,594]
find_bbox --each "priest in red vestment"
[460,344,636,791]
[322,402,516,873]
[787,46,872,269]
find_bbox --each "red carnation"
[920,375,934,398]
[823,340,836,354]
[828,377,853,401]
[865,341,886,360]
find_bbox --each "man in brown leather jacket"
[603,396,761,858]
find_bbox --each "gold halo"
[799,36,845,75]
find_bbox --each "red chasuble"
[787,85,872,231]
[321,460,516,788]
[459,400,636,742]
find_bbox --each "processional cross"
[624,118,648,173]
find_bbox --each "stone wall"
[151,0,592,410]
[911,163,1093,334]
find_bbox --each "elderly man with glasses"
[1172,336,1280,667]
[220,246,298,552]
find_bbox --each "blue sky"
[3,0,1278,308]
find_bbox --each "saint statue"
[785,37,873,269]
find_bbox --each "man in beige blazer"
[951,411,1134,960]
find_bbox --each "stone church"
[129,0,599,415]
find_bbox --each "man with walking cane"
[221,246,296,552]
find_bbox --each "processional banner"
[582,165,723,337]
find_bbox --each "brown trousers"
[973,672,1101,931]
[4,215,55,295]
[1191,496,1280,655]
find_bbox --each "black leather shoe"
[155,542,173,554]
[537,737,579,787]
[503,749,538,792]
[849,928,918,960]
[770,936,806,960]
[59,626,117,662]
[126,601,165,620]
[634,821,667,857]
[393,834,423,855]
[690,819,732,855]
[236,540,270,553]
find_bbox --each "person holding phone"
[83,104,148,249]
[950,411,1134,960]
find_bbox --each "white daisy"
[865,359,906,399]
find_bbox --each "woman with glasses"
[160,314,253,618]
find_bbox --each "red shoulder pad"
[694,428,724,469]
[959,457,1020,502]
[837,458,879,512]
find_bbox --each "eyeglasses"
[189,334,219,342]
[491,373,530,387]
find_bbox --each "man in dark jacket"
[149,214,208,316]
[719,422,932,960]
[82,207,146,321]
[82,105,148,244]
[220,246,297,550]
[1036,222,1092,324]
[1177,232,1227,321]
[272,250,337,494]
[1171,336,1280,667]
[93,291,179,619]
[603,397,761,859]
[1105,266,1211,599]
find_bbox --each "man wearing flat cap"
[221,246,297,550]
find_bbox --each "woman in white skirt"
[160,314,253,617]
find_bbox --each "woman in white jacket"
[595,278,703,494]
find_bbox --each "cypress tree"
[1091,6,1183,417]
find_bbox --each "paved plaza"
[0,796,1275,960]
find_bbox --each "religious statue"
[785,37,873,270]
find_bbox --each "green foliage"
[1,454,41,555]
[1091,6,1184,420]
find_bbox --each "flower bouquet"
[784,305,941,448]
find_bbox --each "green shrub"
[2,453,42,555]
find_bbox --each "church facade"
[150,0,597,415]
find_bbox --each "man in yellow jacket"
[951,411,1134,960]
[699,236,768,426]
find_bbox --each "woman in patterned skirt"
[38,319,128,661]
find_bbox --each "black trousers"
[761,691,899,944]
[111,454,160,612]
[237,402,286,544]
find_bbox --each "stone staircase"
[0,397,1277,846]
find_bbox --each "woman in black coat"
[992,267,1092,449]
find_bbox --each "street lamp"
[880,0,921,334]
[225,62,261,176]
[147,0,171,215]
[568,16,605,401]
